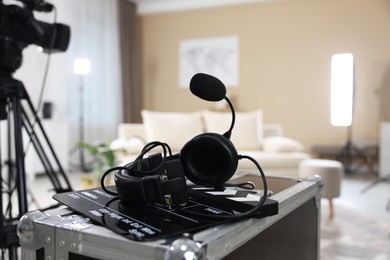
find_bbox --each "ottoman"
[299,159,343,220]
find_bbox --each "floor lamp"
[331,53,368,173]
[70,58,94,172]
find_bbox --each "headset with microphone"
[180,73,238,188]
[101,73,268,220]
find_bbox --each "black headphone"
[180,132,238,187]
[107,141,189,205]
[101,73,268,220]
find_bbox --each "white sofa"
[110,110,311,178]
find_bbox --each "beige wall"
[139,0,390,153]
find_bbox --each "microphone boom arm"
[223,96,235,139]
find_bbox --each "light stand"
[331,53,369,174]
[336,125,369,173]
[69,58,96,172]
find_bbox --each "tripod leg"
[27,186,41,209]
[0,95,28,260]
[361,174,390,192]
[11,95,28,217]
[22,110,63,189]
[22,96,72,193]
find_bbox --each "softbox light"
[330,53,354,126]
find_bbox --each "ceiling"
[129,0,278,14]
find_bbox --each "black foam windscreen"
[190,73,226,101]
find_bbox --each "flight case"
[19,174,322,260]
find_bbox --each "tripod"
[361,174,390,211]
[0,77,72,260]
[336,125,371,174]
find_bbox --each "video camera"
[0,0,70,75]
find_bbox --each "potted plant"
[75,141,124,189]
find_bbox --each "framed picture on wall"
[179,35,239,88]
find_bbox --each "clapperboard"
[53,185,278,242]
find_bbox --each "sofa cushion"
[110,136,145,154]
[141,110,204,151]
[262,136,304,152]
[202,110,263,150]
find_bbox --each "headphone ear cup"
[180,133,238,187]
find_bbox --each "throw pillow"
[262,136,304,152]
[202,110,263,150]
[141,110,204,151]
